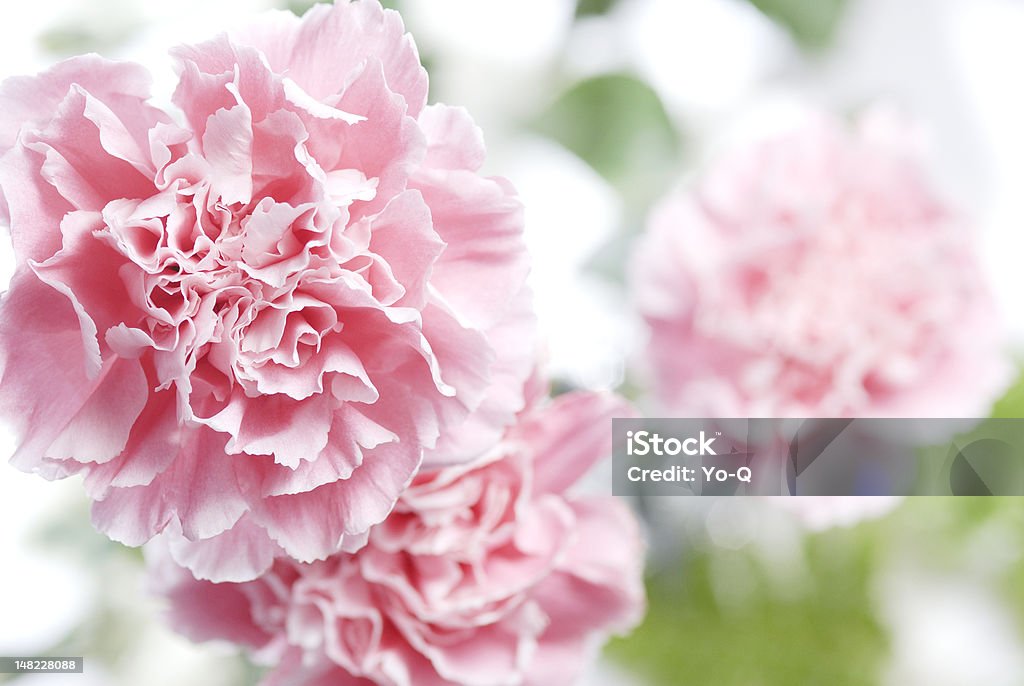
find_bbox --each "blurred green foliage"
[39,29,117,56]
[285,0,319,15]
[607,496,1024,685]
[531,73,682,210]
[609,526,887,685]
[575,0,619,18]
[530,72,683,287]
[746,0,849,51]
[39,22,138,57]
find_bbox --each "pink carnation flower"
[0,0,533,581]
[630,110,1007,419]
[152,391,646,686]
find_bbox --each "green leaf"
[746,0,849,51]
[531,73,682,208]
[575,0,619,18]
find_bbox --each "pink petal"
[202,103,254,205]
[417,104,486,172]
[259,405,397,497]
[317,59,424,220]
[81,385,180,497]
[44,357,148,464]
[0,272,100,476]
[165,515,282,582]
[556,499,645,616]
[263,653,373,686]
[0,54,153,156]
[251,338,376,403]
[254,437,421,562]
[366,190,445,310]
[419,299,493,419]
[91,425,247,545]
[201,390,334,468]
[517,392,636,496]
[30,210,137,376]
[150,541,275,644]
[390,605,540,686]
[424,286,535,467]
[0,143,71,265]
[236,0,428,117]
[249,109,318,205]
[412,170,528,331]
[24,86,156,210]
[171,35,284,135]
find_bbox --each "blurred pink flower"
[630,110,1008,419]
[153,390,646,686]
[0,0,533,581]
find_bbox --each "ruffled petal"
[202,103,254,205]
[417,104,486,173]
[0,271,101,476]
[44,357,148,465]
[30,210,138,375]
[0,54,153,157]
[201,390,334,468]
[259,405,396,497]
[0,143,72,265]
[365,190,444,310]
[424,286,535,467]
[236,0,428,117]
[165,515,282,582]
[517,391,636,496]
[23,85,156,209]
[412,169,528,331]
[91,424,248,545]
[149,540,277,644]
[254,437,421,562]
